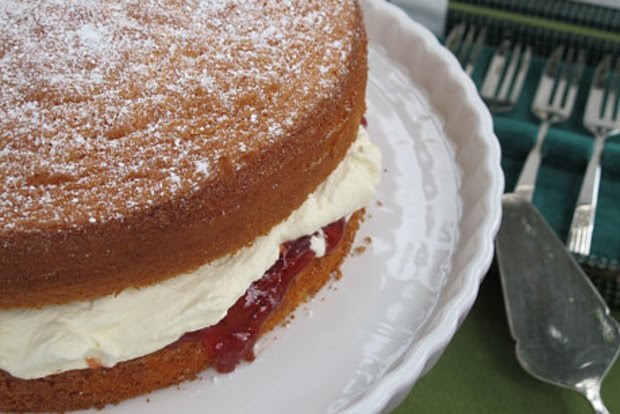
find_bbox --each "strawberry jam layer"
[181,218,346,373]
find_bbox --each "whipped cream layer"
[0,128,381,380]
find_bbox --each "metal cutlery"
[497,194,620,414]
[514,46,586,202]
[445,23,487,76]
[567,56,620,256]
[446,24,531,113]
[479,39,532,114]
[494,51,619,413]
[446,27,620,412]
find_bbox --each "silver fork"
[445,23,487,76]
[567,56,620,256]
[479,39,532,113]
[513,46,586,202]
[446,24,531,113]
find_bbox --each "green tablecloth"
[392,270,620,413]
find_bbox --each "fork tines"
[585,56,620,134]
[480,40,532,114]
[445,23,487,76]
[607,57,620,125]
[532,46,586,123]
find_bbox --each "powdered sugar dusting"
[0,0,360,231]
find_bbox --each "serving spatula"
[495,193,620,414]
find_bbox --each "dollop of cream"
[0,128,381,379]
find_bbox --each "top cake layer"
[0,0,361,230]
[0,0,368,308]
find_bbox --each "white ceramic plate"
[83,1,502,413]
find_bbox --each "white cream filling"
[309,229,327,257]
[0,127,381,380]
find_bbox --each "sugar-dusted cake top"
[0,0,361,231]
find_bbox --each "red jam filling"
[181,218,346,373]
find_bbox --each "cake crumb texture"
[1,0,356,229]
[0,0,367,308]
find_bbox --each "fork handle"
[513,121,550,202]
[567,132,607,255]
[574,132,606,207]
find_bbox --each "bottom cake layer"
[0,210,363,413]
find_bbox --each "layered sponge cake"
[0,0,381,411]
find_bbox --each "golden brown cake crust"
[0,0,367,308]
[0,211,364,413]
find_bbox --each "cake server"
[495,193,620,414]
